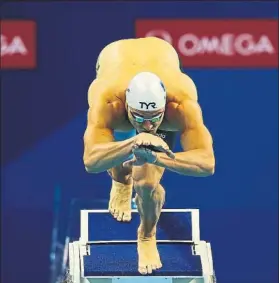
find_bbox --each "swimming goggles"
[131,112,163,123]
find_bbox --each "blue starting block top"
[83,242,202,277]
[77,209,204,278]
[68,209,215,282]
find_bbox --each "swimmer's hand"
[133,132,175,159]
[123,145,157,167]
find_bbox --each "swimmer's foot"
[108,180,133,222]
[137,227,162,275]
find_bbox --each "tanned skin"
[83,37,215,275]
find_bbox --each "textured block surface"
[83,243,202,277]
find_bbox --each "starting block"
[68,209,216,283]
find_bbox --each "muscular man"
[83,37,215,275]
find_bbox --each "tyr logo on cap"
[139,102,157,110]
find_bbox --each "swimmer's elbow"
[202,155,215,176]
[83,145,105,173]
[203,165,215,176]
[83,156,101,174]
[84,165,100,174]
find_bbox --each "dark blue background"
[1,2,278,283]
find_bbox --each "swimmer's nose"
[142,120,153,131]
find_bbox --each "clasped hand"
[123,132,175,167]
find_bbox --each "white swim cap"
[125,72,166,111]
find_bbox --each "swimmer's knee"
[134,179,157,191]
[134,179,162,197]
[134,182,165,202]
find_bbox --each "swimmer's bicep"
[84,106,114,146]
[84,123,114,146]
[178,100,213,152]
[85,80,115,145]
[180,125,213,153]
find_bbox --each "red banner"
[135,19,278,68]
[1,20,37,69]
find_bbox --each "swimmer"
[83,37,215,275]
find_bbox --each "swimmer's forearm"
[84,138,135,173]
[155,149,215,177]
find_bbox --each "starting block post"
[68,209,216,283]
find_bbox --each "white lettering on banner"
[145,30,275,57]
[176,33,275,56]
[234,34,274,56]
[1,35,28,56]
[178,34,235,56]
